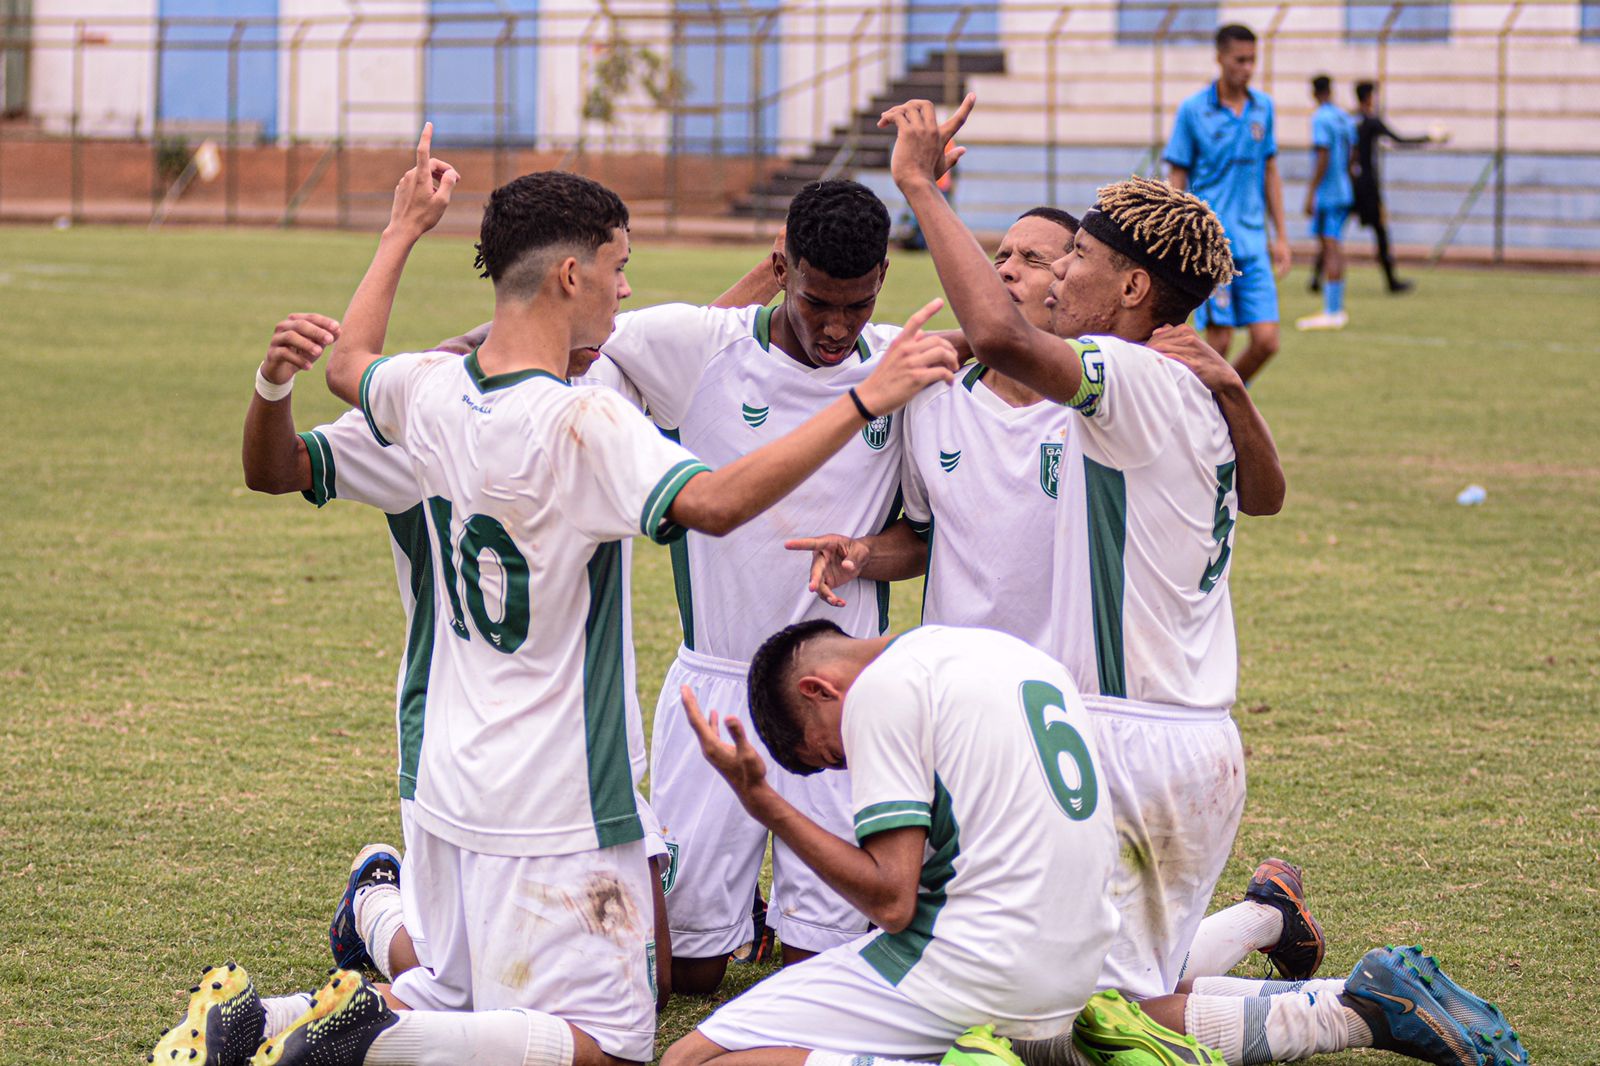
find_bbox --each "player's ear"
[1122,267,1153,310]
[556,255,581,297]
[773,252,790,291]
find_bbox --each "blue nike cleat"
[1343,945,1529,1066]
[328,844,400,971]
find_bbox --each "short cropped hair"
[1355,80,1377,103]
[1019,206,1082,234]
[1216,23,1257,48]
[746,619,846,776]
[475,171,629,297]
[786,180,891,281]
[1312,74,1332,96]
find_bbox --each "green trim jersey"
[846,626,1119,1027]
[1050,335,1240,711]
[298,361,654,800]
[901,366,1073,647]
[600,304,906,661]
[359,349,708,855]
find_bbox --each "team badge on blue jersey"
[1250,121,1265,141]
[861,413,892,451]
[1039,442,1063,499]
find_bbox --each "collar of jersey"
[1208,82,1262,116]
[753,305,873,364]
[464,348,569,393]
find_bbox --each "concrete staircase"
[729,49,1004,220]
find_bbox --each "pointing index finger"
[941,92,976,139]
[901,297,945,337]
[416,122,433,171]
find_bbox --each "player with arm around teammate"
[659,621,1175,1066]
[153,127,957,1066]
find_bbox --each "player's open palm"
[856,299,958,415]
[389,122,460,241]
[682,685,771,807]
[879,93,974,186]
[262,312,340,384]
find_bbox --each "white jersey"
[1049,335,1239,711]
[846,626,1119,1027]
[902,366,1072,648]
[297,358,654,797]
[359,349,709,855]
[601,303,905,662]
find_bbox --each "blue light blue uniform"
[1310,102,1356,239]
[1164,84,1279,328]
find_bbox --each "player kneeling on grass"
[150,125,959,1066]
[659,621,1214,1066]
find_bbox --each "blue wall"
[1346,0,1451,42]
[674,0,780,155]
[158,0,278,138]
[1116,0,1218,45]
[906,0,1000,65]
[424,0,538,145]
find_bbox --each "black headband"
[1078,207,1222,303]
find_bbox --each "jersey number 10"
[427,496,530,654]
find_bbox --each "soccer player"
[658,622,1200,1066]
[152,128,958,1066]
[1349,79,1440,295]
[1295,75,1356,332]
[883,103,1528,1066]
[1165,24,1289,383]
[592,171,967,995]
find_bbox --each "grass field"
[1,223,1597,1065]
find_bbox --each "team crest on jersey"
[861,413,892,450]
[938,449,962,473]
[741,402,769,429]
[1250,121,1265,141]
[1039,442,1063,499]
[660,840,680,895]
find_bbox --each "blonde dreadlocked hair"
[1094,175,1239,287]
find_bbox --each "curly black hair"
[746,619,847,777]
[474,171,629,295]
[785,180,890,281]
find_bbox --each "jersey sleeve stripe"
[357,356,394,447]
[853,800,932,841]
[640,459,711,545]
[297,429,336,507]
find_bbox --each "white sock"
[1189,976,1345,999]
[354,884,406,980]
[1181,902,1284,979]
[1189,988,1362,1064]
[261,993,313,1040]
[1010,1034,1096,1066]
[805,1054,928,1066]
[366,1008,574,1066]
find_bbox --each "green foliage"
[583,26,686,125]
[0,225,1597,1064]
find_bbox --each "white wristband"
[255,364,295,402]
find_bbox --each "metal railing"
[0,1,1595,261]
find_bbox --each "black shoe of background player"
[1388,279,1415,295]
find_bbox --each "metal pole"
[1045,9,1071,206]
[1262,3,1288,101]
[336,17,360,229]
[1494,1,1524,263]
[150,16,166,213]
[226,20,245,225]
[1152,6,1177,164]
[70,20,83,224]
[284,19,310,224]
[495,16,513,189]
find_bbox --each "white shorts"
[390,826,657,1061]
[650,646,870,957]
[1088,700,1246,1000]
[699,936,988,1059]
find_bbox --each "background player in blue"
[1295,75,1356,332]
[1165,24,1289,384]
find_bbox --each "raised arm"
[1374,116,1431,146]
[326,124,459,406]
[880,97,1086,404]
[243,313,342,494]
[682,688,926,932]
[668,301,958,535]
[1149,324,1285,515]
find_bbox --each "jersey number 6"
[1019,680,1099,821]
[427,496,530,654]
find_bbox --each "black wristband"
[848,386,876,422]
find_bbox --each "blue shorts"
[1195,253,1278,329]
[1311,204,1351,240]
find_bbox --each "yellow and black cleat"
[149,962,266,1066]
[250,969,398,1066]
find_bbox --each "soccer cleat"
[1244,858,1326,980]
[1072,990,1224,1066]
[729,887,777,964]
[1388,279,1415,295]
[328,844,400,971]
[1343,945,1529,1066]
[148,961,266,1066]
[250,970,399,1066]
[1295,310,1349,331]
[942,1023,1025,1066]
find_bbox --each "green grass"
[1,223,1597,1064]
